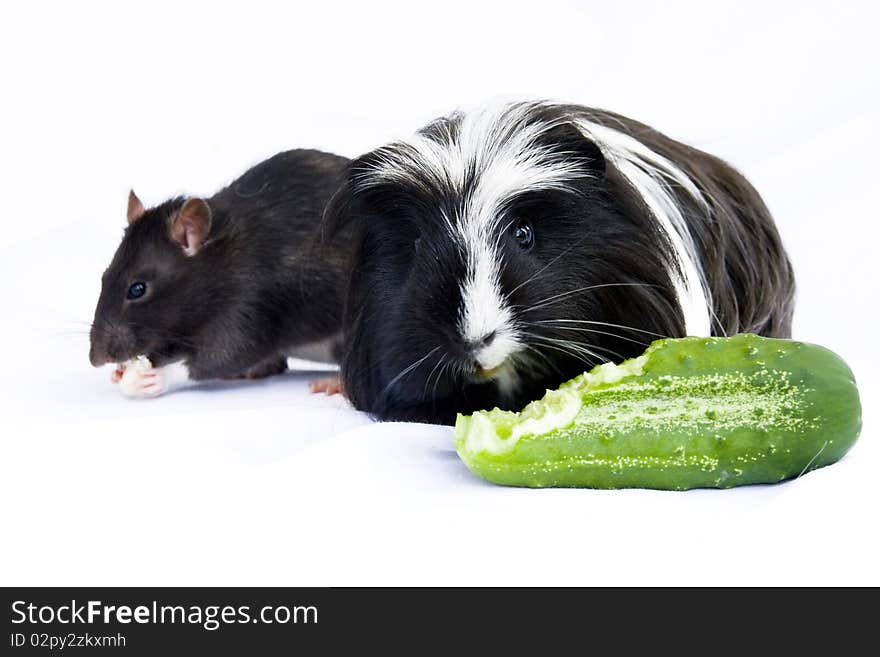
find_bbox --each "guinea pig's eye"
[126,281,147,300]
[512,221,535,250]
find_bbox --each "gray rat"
[89,149,351,397]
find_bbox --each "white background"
[1,1,877,585]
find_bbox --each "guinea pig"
[89,148,351,397]
[323,101,796,424]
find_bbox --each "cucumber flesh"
[454,334,862,490]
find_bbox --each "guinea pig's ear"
[321,152,387,235]
[321,157,375,234]
[540,122,606,176]
[168,198,212,256]
[321,184,351,235]
[127,189,146,224]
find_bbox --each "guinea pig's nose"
[464,331,496,353]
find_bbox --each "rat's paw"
[223,358,288,381]
[111,363,126,383]
[309,376,344,396]
[242,358,289,380]
[132,369,167,397]
[118,358,167,398]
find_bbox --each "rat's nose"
[89,318,131,366]
[89,332,120,367]
[89,343,113,367]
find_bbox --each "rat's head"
[327,102,704,424]
[89,191,214,368]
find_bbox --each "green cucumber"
[454,334,861,490]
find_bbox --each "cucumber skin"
[454,335,862,490]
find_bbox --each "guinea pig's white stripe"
[458,239,511,344]
[453,204,515,356]
[366,104,586,218]
[366,104,589,370]
[580,120,710,212]
[465,152,583,231]
[360,102,712,339]
[446,107,588,369]
[573,119,713,337]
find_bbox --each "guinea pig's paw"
[308,376,344,396]
[119,365,167,398]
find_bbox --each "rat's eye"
[126,281,147,300]
[512,221,534,250]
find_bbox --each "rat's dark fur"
[90,149,351,380]
[325,102,796,425]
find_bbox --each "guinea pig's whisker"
[378,346,441,402]
[527,330,624,362]
[533,340,600,367]
[520,331,607,366]
[506,232,594,298]
[496,216,518,242]
[552,336,613,363]
[576,343,625,362]
[523,282,664,315]
[552,328,646,350]
[521,344,563,377]
[424,353,448,400]
[709,305,729,337]
[560,342,606,363]
[535,318,669,339]
[529,321,650,348]
[430,358,453,401]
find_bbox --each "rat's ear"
[127,189,146,224]
[168,198,212,256]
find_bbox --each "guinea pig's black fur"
[324,102,796,424]
[90,149,351,383]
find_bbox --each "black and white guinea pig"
[89,149,351,397]
[324,101,796,424]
